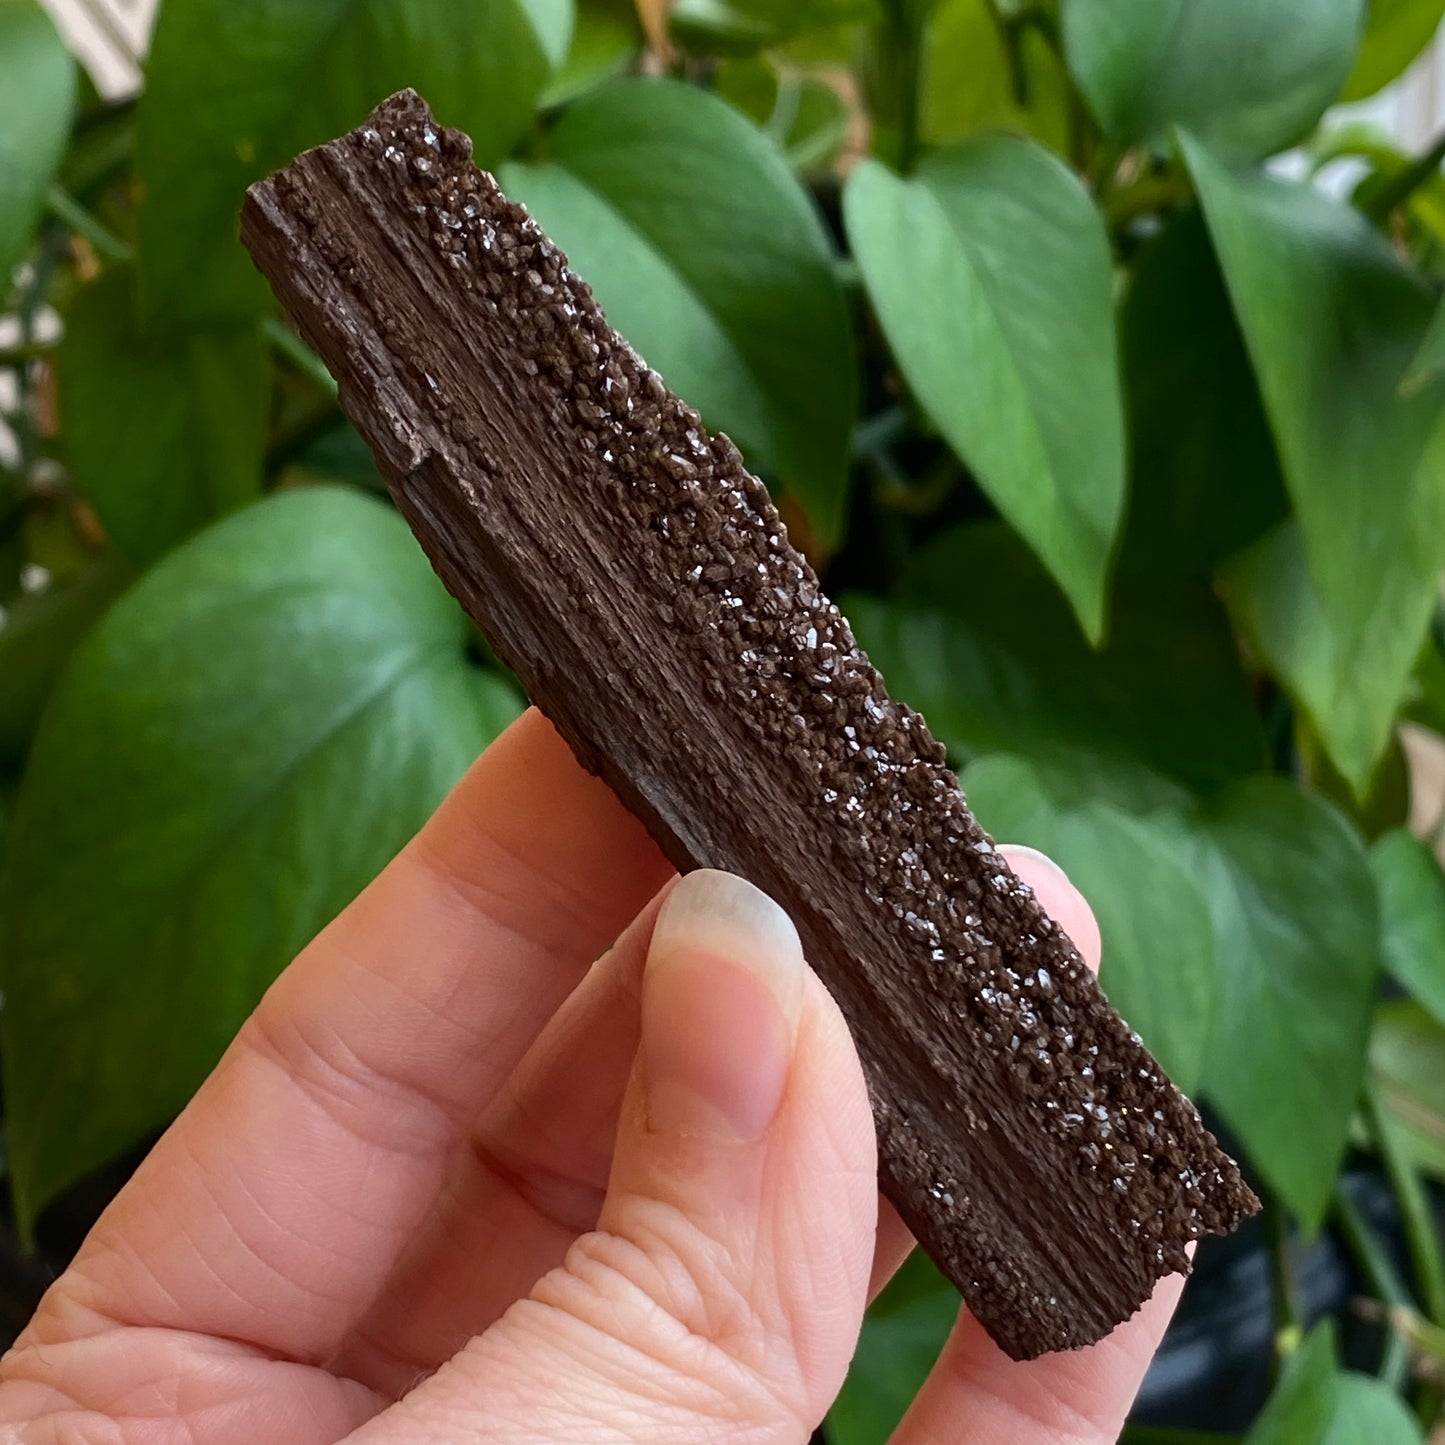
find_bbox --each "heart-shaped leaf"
[844,141,1125,638]
[503,79,855,547]
[1187,136,1445,792]
[0,487,521,1233]
[135,0,561,327]
[1063,0,1366,163]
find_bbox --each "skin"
[0,708,1183,1444]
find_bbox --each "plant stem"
[1366,1080,1445,1326]
[45,185,134,263]
[264,317,338,396]
[1364,129,1445,220]
[1416,1382,1443,1434]
[1264,1202,1303,1364]
[983,0,1030,107]
[1332,1183,1414,1390]
[881,0,924,173]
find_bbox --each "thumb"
[350,870,878,1444]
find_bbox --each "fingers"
[343,843,1109,1392]
[18,710,672,1369]
[334,883,669,1392]
[347,871,879,1444]
[869,845,1104,1296]
[888,1274,1185,1445]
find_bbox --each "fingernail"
[642,871,804,1141]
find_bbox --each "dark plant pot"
[1133,1166,1435,1433]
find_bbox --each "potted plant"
[2,1,1443,1439]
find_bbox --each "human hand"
[0,709,1182,1443]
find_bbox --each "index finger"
[25,708,672,1368]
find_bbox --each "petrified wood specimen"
[240,89,1258,1361]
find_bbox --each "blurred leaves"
[1063,0,1366,163]
[919,0,1070,154]
[0,562,127,771]
[0,489,521,1232]
[58,270,268,566]
[504,79,855,545]
[848,522,1263,794]
[0,0,75,287]
[543,0,643,105]
[135,0,563,326]
[1371,1000,1445,1182]
[1372,828,1445,1027]
[671,0,874,52]
[828,1252,957,1445]
[1243,1322,1424,1443]
[1120,210,1289,583]
[1188,137,1445,793]
[1343,0,1445,100]
[844,139,1125,638]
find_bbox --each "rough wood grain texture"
[241,89,1259,1360]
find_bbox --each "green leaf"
[1119,209,1289,582]
[1406,292,1445,393]
[1247,1321,1424,1443]
[1244,1322,1338,1444]
[0,0,75,288]
[844,143,1125,639]
[847,523,1262,793]
[0,488,522,1231]
[1188,778,1380,1227]
[503,79,855,546]
[920,0,1071,155]
[58,270,268,566]
[1327,1373,1426,1445]
[1371,1000,1445,1183]
[1187,138,1445,789]
[541,0,641,107]
[1062,0,1366,164]
[0,561,128,771]
[1221,519,1441,798]
[523,0,576,68]
[1343,0,1445,100]
[135,0,559,327]
[828,1268,956,1445]
[1372,829,1445,1028]
[962,754,1218,1088]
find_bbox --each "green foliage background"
[2,0,1445,1438]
